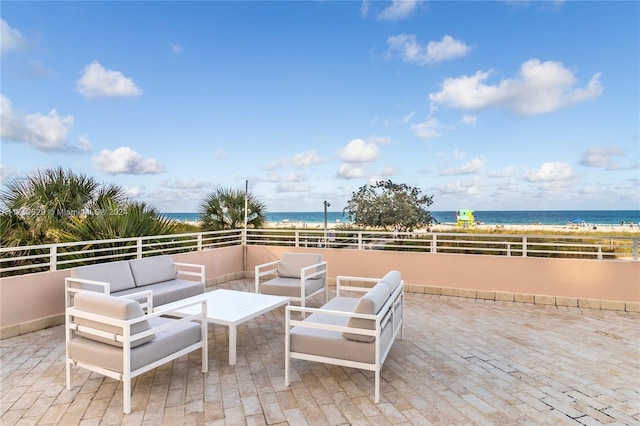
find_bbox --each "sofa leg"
[374,369,380,403]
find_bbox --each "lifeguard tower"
[456,209,476,228]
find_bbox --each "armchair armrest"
[117,290,154,313]
[300,261,328,281]
[173,262,205,283]
[254,260,281,292]
[68,297,208,345]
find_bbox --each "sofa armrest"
[336,275,381,297]
[173,262,205,283]
[65,276,110,307]
[286,305,380,340]
[254,260,281,292]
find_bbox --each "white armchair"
[65,290,208,414]
[255,252,328,314]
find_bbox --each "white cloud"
[440,157,486,176]
[579,146,624,170]
[453,150,466,160]
[93,147,163,174]
[291,151,324,167]
[429,59,603,115]
[1,19,27,54]
[336,163,366,179]
[411,118,441,139]
[378,0,419,21]
[77,134,92,152]
[0,95,74,151]
[0,164,18,185]
[387,34,470,64]
[77,61,142,98]
[402,111,416,123]
[337,138,379,162]
[461,114,477,125]
[524,161,573,182]
[276,182,309,193]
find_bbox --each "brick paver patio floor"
[1,279,639,425]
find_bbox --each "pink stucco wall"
[2,244,638,334]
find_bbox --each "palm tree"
[1,167,175,246]
[199,187,266,231]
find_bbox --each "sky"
[1,0,639,214]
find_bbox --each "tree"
[343,180,434,232]
[0,167,175,246]
[199,187,266,231]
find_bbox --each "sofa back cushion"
[278,253,324,279]
[71,261,136,293]
[129,255,177,287]
[342,281,392,343]
[379,270,402,294]
[73,292,155,348]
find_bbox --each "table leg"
[229,324,237,365]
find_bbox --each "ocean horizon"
[165,210,640,226]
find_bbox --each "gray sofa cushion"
[379,270,402,294]
[277,253,323,279]
[73,292,154,348]
[261,276,325,298]
[129,255,177,287]
[290,297,393,364]
[67,317,202,373]
[70,261,136,293]
[114,279,204,306]
[342,282,392,343]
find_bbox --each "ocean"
[164,210,640,226]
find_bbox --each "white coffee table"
[156,289,289,365]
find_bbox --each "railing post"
[522,237,527,257]
[137,237,143,258]
[50,245,57,271]
[506,241,511,257]
[431,234,437,253]
[597,245,602,260]
[295,231,299,248]
[358,232,363,251]
[634,238,638,262]
[198,233,203,251]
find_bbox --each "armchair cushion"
[73,292,154,348]
[70,261,135,293]
[342,282,391,343]
[277,253,323,279]
[67,317,202,373]
[129,255,177,287]
[260,276,325,298]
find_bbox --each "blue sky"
[1,1,638,214]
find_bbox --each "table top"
[156,289,289,326]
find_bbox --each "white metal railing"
[1,228,638,276]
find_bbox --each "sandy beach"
[264,220,640,234]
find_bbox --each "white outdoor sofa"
[285,270,404,403]
[66,290,208,414]
[65,255,205,308]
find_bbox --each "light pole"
[323,200,330,247]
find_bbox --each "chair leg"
[66,360,72,390]
[374,369,380,403]
[123,378,131,414]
